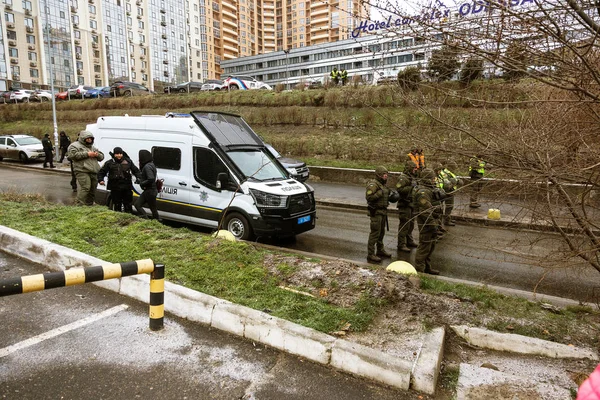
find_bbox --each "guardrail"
[0,259,165,331]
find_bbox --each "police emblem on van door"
[199,191,209,202]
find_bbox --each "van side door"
[150,145,191,223]
[190,147,235,228]
[5,138,18,159]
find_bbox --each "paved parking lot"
[0,251,413,400]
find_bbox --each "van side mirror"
[216,172,229,190]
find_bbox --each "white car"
[222,75,272,91]
[67,84,95,99]
[0,134,45,163]
[9,89,34,103]
[30,90,54,102]
[201,79,225,91]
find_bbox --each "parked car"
[67,85,95,99]
[375,76,398,86]
[0,91,13,103]
[164,81,204,93]
[56,91,69,101]
[10,89,35,103]
[265,144,309,182]
[0,134,45,163]
[110,81,153,97]
[201,79,225,91]
[30,89,54,102]
[221,75,272,91]
[84,86,111,99]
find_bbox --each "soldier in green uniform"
[366,166,393,263]
[396,172,418,252]
[414,168,444,275]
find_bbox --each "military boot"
[397,244,411,253]
[376,249,392,258]
[367,254,382,263]
[445,216,456,226]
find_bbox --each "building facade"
[0,0,368,91]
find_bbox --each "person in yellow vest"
[469,155,486,208]
[340,69,348,86]
[330,67,340,86]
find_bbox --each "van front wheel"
[224,212,253,241]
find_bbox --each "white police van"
[87,111,316,240]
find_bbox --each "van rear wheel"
[224,212,253,240]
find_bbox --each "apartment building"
[0,0,369,92]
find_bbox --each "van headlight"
[249,189,288,208]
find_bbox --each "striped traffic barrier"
[0,259,165,331]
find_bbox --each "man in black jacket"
[97,147,141,213]
[134,149,160,219]
[42,133,55,168]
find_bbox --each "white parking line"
[0,304,129,358]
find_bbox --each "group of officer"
[365,148,487,275]
[330,67,349,86]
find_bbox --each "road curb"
[0,225,435,394]
[451,325,598,361]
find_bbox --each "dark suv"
[164,81,203,93]
[109,81,153,97]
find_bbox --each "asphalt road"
[0,251,412,400]
[1,164,599,303]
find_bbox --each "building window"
[90,19,97,29]
[26,34,34,43]
[9,48,18,57]
[24,17,33,27]
[30,69,39,77]
[5,13,15,23]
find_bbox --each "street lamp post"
[43,0,59,161]
[283,49,290,90]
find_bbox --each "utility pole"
[43,0,59,161]
[283,49,290,90]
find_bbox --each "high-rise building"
[0,0,369,92]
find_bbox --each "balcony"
[6,22,15,29]
[140,55,146,59]
[160,8,165,13]
[8,40,16,47]
[140,68,145,73]
[26,26,34,33]
[4,4,12,10]
[30,62,37,67]
[77,68,83,75]
[10,58,18,64]
[137,14,142,19]
[93,58,100,64]
[25,9,31,15]
[32,79,38,83]
[161,33,167,39]
[160,21,167,26]
[92,42,98,48]
[88,0,94,3]
[73,23,78,28]
[136,0,141,4]
[28,44,35,50]
[95,73,101,78]
[71,6,77,12]
[12,74,20,81]
[163,71,168,77]
[74,39,80,45]
[163,60,168,64]
[131,65,135,70]
[76,53,82,59]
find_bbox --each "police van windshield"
[228,149,287,181]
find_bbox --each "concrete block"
[331,338,412,390]
[164,281,227,325]
[211,302,248,336]
[411,327,445,395]
[119,274,150,303]
[452,325,598,361]
[245,313,334,365]
[456,363,572,400]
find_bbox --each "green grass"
[0,194,381,334]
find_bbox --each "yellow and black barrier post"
[0,259,164,331]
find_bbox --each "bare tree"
[361,0,600,277]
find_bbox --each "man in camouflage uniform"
[414,168,444,275]
[396,172,418,252]
[366,166,393,263]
